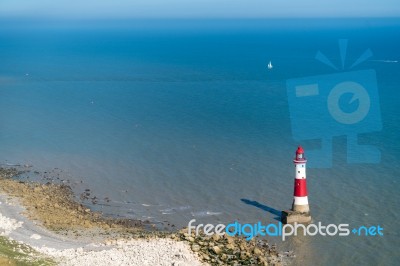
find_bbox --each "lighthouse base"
[292,203,310,213]
[281,210,312,224]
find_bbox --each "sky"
[0,0,399,19]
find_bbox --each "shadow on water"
[241,199,282,221]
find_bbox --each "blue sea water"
[0,19,399,265]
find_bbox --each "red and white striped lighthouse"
[292,146,310,213]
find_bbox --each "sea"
[0,18,399,265]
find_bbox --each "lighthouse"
[282,146,312,224]
[292,146,310,213]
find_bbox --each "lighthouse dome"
[296,146,304,154]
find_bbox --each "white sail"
[268,61,273,69]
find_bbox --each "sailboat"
[267,61,273,70]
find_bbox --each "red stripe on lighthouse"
[293,179,308,197]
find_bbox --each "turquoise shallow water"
[0,19,399,265]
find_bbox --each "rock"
[83,220,92,227]
[259,257,269,266]
[191,244,200,252]
[254,247,263,256]
[221,254,227,261]
[240,251,248,260]
[226,236,235,244]
[211,246,222,255]
[202,254,210,261]
[103,224,111,229]
[185,236,195,242]
[226,244,235,250]
[231,260,239,266]
[212,234,221,241]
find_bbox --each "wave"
[160,205,192,214]
[371,59,398,63]
[191,211,222,217]
[0,163,21,166]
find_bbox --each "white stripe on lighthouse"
[295,163,306,179]
[294,196,309,205]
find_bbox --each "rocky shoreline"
[0,168,156,239]
[174,230,284,265]
[0,167,286,265]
